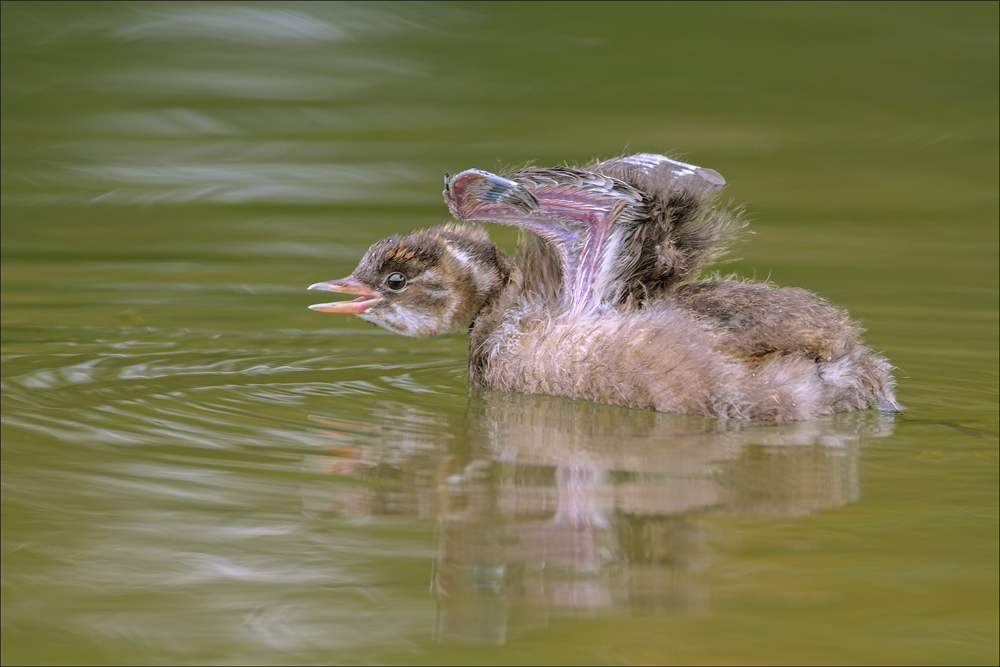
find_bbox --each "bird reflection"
[304,393,893,643]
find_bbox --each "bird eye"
[385,272,408,291]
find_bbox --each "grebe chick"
[309,153,900,421]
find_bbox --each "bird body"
[309,153,900,421]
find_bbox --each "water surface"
[2,3,997,664]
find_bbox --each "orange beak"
[308,276,382,314]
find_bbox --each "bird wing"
[444,165,651,313]
[443,154,726,313]
[591,153,726,195]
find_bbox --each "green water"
[2,2,997,664]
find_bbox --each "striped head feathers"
[309,223,510,337]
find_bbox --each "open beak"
[308,276,382,314]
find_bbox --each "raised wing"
[444,154,728,313]
[591,153,725,195]
[444,166,651,313]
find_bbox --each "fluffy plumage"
[309,153,901,421]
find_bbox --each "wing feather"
[443,154,726,312]
[592,153,725,194]
[444,166,650,312]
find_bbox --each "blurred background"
[2,2,997,664]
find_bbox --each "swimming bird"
[308,153,901,421]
